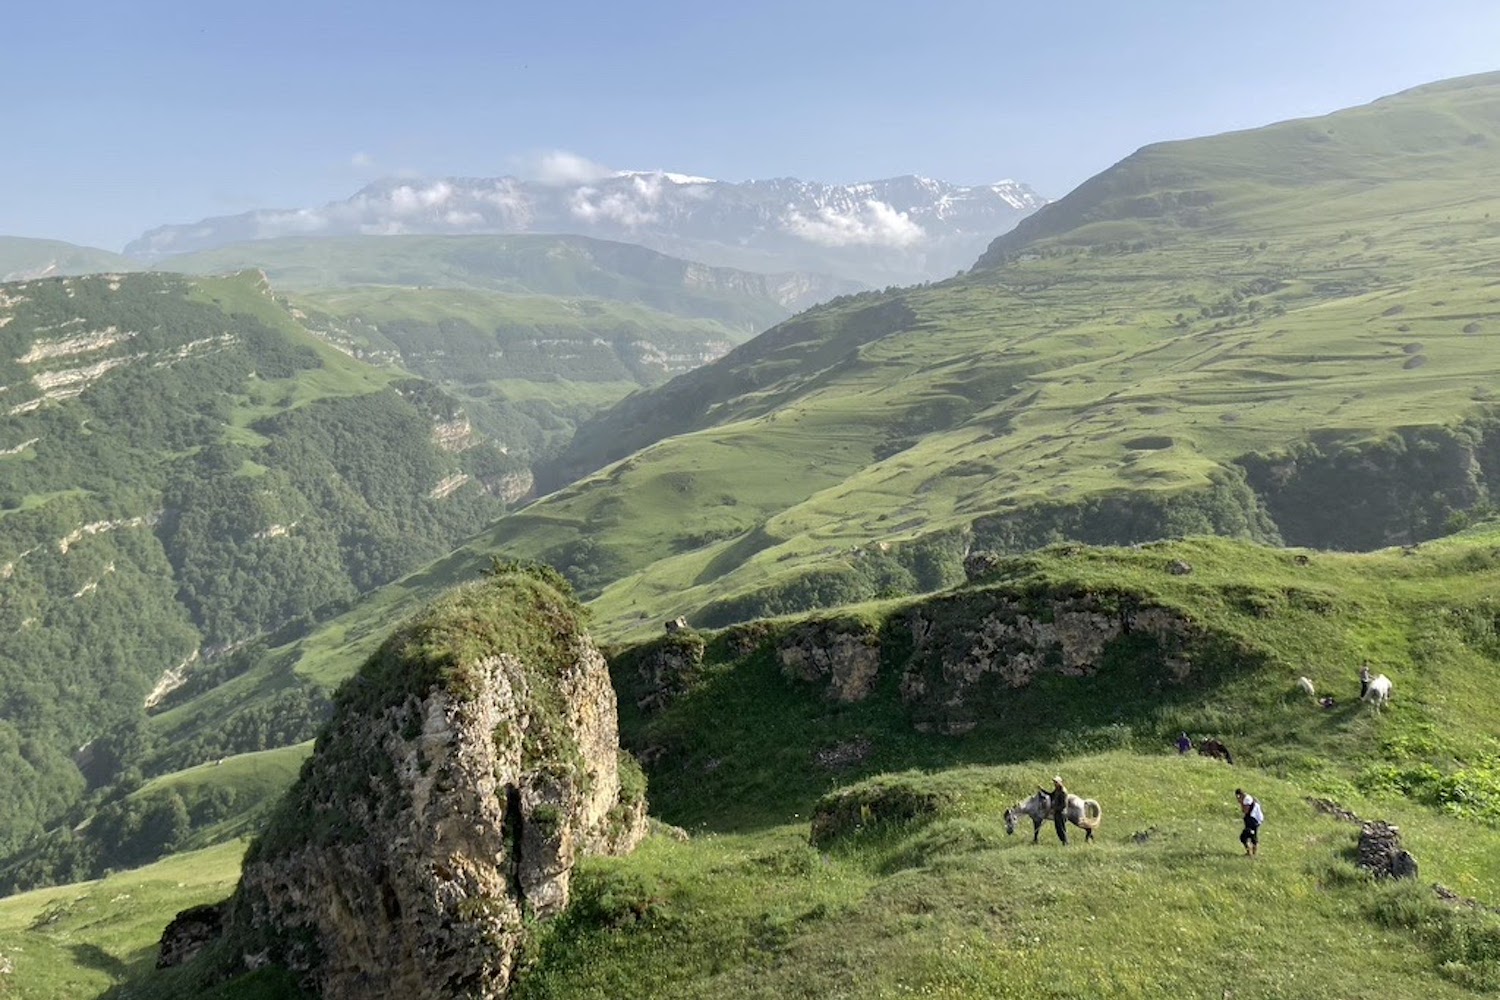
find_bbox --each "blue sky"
[6,0,1500,250]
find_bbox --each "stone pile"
[1356,820,1419,880]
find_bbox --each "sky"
[6,0,1500,251]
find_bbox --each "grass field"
[515,756,1500,1000]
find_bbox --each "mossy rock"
[809,774,957,847]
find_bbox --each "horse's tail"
[1080,799,1102,829]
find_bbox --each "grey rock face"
[156,902,226,969]
[901,592,1199,734]
[213,576,646,1000]
[776,619,883,703]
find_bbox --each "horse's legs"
[1085,825,1094,842]
[1031,818,1042,844]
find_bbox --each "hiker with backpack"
[1235,788,1263,857]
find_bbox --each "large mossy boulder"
[215,568,647,999]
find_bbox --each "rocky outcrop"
[632,630,706,714]
[431,415,477,453]
[157,902,226,969]
[1357,821,1419,880]
[495,469,535,505]
[776,618,882,703]
[204,570,647,1000]
[900,591,1199,734]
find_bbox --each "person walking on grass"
[1176,732,1192,754]
[1235,788,1263,857]
[1359,663,1372,700]
[1050,775,1070,845]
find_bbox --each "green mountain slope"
[159,234,859,490]
[0,237,138,281]
[14,530,1500,997]
[486,71,1500,633]
[286,286,745,474]
[0,270,511,862]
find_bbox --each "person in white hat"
[1049,775,1069,845]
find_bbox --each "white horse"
[1362,674,1393,709]
[1297,676,1316,697]
[1004,788,1103,843]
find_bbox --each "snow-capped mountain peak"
[126,172,1047,286]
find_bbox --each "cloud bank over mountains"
[128,155,1046,285]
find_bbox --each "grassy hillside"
[93,72,1500,799]
[0,237,137,281]
[13,530,1500,997]
[286,286,744,461]
[487,70,1500,635]
[0,271,512,871]
[157,233,858,482]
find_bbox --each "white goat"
[1362,674,1393,709]
[1297,676,1316,697]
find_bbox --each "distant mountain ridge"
[160,233,857,322]
[126,172,1047,286]
[0,237,137,281]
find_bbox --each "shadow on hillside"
[69,942,129,979]
[615,617,1274,835]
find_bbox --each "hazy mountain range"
[124,172,1047,287]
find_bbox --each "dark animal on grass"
[1004,788,1103,843]
[1198,739,1234,764]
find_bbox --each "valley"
[5,56,1500,1000]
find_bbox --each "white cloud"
[527,150,614,187]
[568,183,660,228]
[783,199,927,248]
[387,181,455,216]
[443,209,484,227]
[350,151,376,169]
[252,208,330,239]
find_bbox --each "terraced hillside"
[286,286,752,475]
[10,531,1500,998]
[0,270,511,863]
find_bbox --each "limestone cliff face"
[900,590,1200,734]
[776,618,882,703]
[221,570,646,1000]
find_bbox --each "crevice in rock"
[504,784,524,908]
